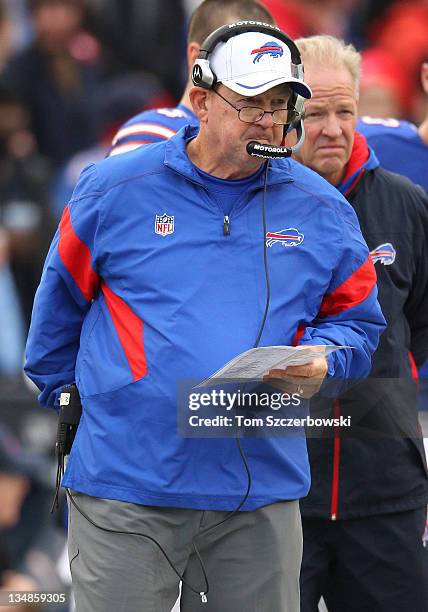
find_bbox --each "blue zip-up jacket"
[25,126,385,511]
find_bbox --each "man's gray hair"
[295,35,361,98]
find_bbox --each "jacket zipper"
[223,215,230,236]
[330,398,341,520]
[189,180,267,238]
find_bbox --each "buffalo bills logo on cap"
[369,242,396,265]
[266,228,304,248]
[251,41,283,63]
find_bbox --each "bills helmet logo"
[251,41,283,63]
[370,242,396,265]
[155,213,175,237]
[266,228,304,248]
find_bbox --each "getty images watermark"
[178,387,352,437]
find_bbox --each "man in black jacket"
[293,34,428,612]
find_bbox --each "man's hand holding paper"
[263,346,329,399]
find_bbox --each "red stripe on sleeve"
[330,399,341,520]
[408,352,419,383]
[319,256,377,317]
[292,324,306,346]
[58,206,99,301]
[102,282,147,381]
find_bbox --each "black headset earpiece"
[191,59,216,90]
[191,21,308,158]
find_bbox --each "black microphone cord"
[193,159,271,543]
[254,161,271,347]
[66,487,210,602]
[65,160,272,604]
[175,159,271,593]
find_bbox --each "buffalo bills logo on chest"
[155,213,175,237]
[266,228,304,248]
[370,242,396,265]
[251,41,283,63]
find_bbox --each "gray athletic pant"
[68,492,302,612]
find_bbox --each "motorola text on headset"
[191,20,308,159]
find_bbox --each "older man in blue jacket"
[25,22,385,612]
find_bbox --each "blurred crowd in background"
[0,0,427,609]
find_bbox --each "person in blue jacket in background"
[25,22,385,612]
[358,58,428,406]
[357,58,428,192]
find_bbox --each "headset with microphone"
[191,21,308,159]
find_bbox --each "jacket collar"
[164,125,294,188]
[337,131,379,196]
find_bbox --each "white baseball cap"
[210,31,312,99]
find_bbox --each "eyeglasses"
[213,88,298,125]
